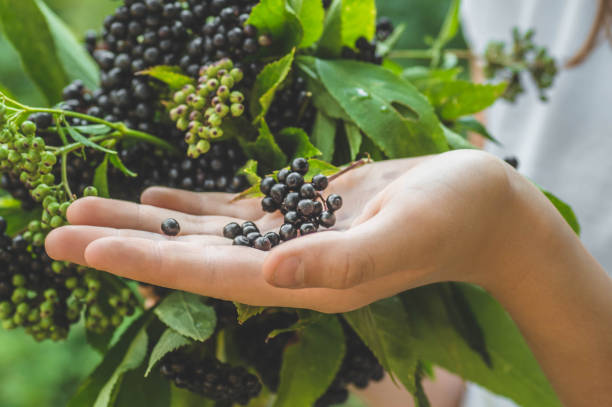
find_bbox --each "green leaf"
[233,303,266,325]
[422,80,507,121]
[114,364,171,407]
[443,125,478,150]
[377,24,406,57]
[304,158,339,179]
[277,127,322,159]
[437,283,492,367]
[240,121,288,173]
[452,117,499,145]
[72,124,113,136]
[401,67,462,90]
[540,188,581,235]
[138,66,195,90]
[68,312,152,407]
[86,328,115,355]
[341,0,376,48]
[314,58,448,157]
[35,0,99,90]
[145,329,193,377]
[247,0,303,56]
[413,361,432,407]
[154,292,217,342]
[274,316,345,407]
[94,328,148,407]
[359,134,386,162]
[433,0,461,49]
[65,125,117,155]
[0,0,68,103]
[343,297,419,394]
[0,197,42,236]
[316,0,342,57]
[237,159,261,186]
[288,0,325,48]
[267,312,324,340]
[93,156,110,198]
[311,112,337,162]
[250,50,296,123]
[400,284,561,407]
[344,122,362,161]
[109,154,138,178]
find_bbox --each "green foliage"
[247,0,303,56]
[274,316,345,407]
[316,0,342,57]
[114,366,171,407]
[277,127,322,159]
[287,0,325,47]
[233,303,266,324]
[341,0,376,48]
[241,121,288,173]
[93,156,110,198]
[145,329,192,377]
[153,292,217,342]
[452,117,499,145]
[250,50,296,123]
[139,66,195,91]
[541,188,581,235]
[311,112,337,162]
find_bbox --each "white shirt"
[461,1,612,405]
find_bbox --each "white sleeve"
[462,383,521,407]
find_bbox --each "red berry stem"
[328,157,371,183]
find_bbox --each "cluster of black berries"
[223,158,342,251]
[159,350,262,405]
[0,217,136,341]
[266,75,315,134]
[315,321,385,407]
[341,18,395,65]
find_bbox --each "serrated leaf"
[35,0,99,90]
[234,303,266,324]
[452,117,499,145]
[400,284,561,407]
[344,122,362,161]
[422,80,507,121]
[114,364,171,407]
[316,0,342,57]
[109,154,138,177]
[311,112,336,162]
[68,312,152,407]
[341,0,376,48]
[273,316,345,407]
[240,120,288,173]
[540,188,581,235]
[145,329,193,377]
[247,0,303,57]
[277,127,322,159]
[343,297,419,394]
[267,312,324,340]
[237,159,261,186]
[94,328,148,407]
[65,125,117,155]
[288,0,325,48]
[314,58,447,158]
[0,0,68,103]
[154,292,217,341]
[93,156,110,198]
[305,159,339,179]
[250,50,296,122]
[138,66,194,90]
[443,125,477,150]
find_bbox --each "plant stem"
[328,158,370,183]
[389,48,474,61]
[61,152,73,199]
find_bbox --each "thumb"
[263,216,401,289]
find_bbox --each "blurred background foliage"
[0,0,460,405]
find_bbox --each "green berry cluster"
[168,58,246,159]
[484,28,557,102]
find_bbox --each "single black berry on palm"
[279,224,297,241]
[254,236,272,251]
[161,218,180,236]
[223,222,242,239]
[319,211,336,228]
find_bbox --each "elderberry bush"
[223,158,342,251]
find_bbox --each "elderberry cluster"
[159,351,262,405]
[168,58,246,157]
[223,158,342,251]
[0,217,137,341]
[266,75,315,134]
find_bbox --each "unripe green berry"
[8,150,21,164]
[21,121,37,136]
[46,201,60,214]
[230,68,244,82]
[196,140,210,154]
[22,231,33,242]
[208,114,222,127]
[31,136,45,151]
[16,302,29,316]
[27,309,40,323]
[230,91,245,104]
[73,288,87,300]
[184,132,196,144]
[59,201,70,217]
[40,301,55,317]
[197,126,210,139]
[173,91,186,104]
[216,85,230,99]
[32,233,45,247]
[2,320,15,330]
[83,186,98,197]
[39,317,52,329]
[12,274,26,287]
[23,160,37,173]
[187,144,200,159]
[215,103,229,118]
[209,127,223,139]
[41,173,55,186]
[220,74,234,88]
[12,313,24,326]
[32,184,51,201]
[231,103,245,117]
[44,288,58,302]
[177,117,189,131]
[43,195,57,208]
[0,145,9,160]
[11,287,27,303]
[207,78,219,89]
[197,85,210,97]
[111,314,122,327]
[0,301,13,319]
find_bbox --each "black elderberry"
[270,183,288,204]
[312,201,323,217]
[161,218,180,236]
[279,224,297,241]
[300,223,317,235]
[312,174,329,191]
[261,197,278,213]
[285,172,304,190]
[223,222,242,239]
[291,157,309,175]
[320,211,336,228]
[242,224,259,237]
[260,177,275,195]
[326,194,343,212]
[299,183,316,199]
[264,232,280,247]
[277,168,290,183]
[246,232,261,244]
[233,235,250,246]
[297,199,315,217]
[284,211,300,225]
[283,192,300,211]
[253,236,272,251]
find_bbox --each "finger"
[141,187,262,219]
[67,197,260,235]
[262,211,410,290]
[45,225,228,265]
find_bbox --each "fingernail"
[273,257,304,288]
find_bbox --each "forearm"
[482,171,612,406]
